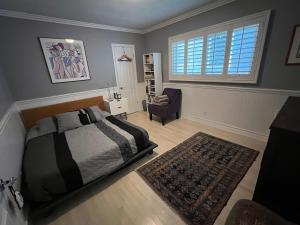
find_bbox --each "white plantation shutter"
[187,37,203,75]
[168,11,269,83]
[171,40,185,75]
[205,31,227,75]
[228,24,259,75]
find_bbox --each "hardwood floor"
[45,112,266,225]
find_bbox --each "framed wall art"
[40,38,91,83]
[286,25,300,65]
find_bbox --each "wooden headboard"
[21,96,105,129]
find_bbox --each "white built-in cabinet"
[143,53,162,106]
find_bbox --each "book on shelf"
[143,53,162,107]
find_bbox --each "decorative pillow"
[84,106,110,123]
[55,111,83,133]
[78,109,91,125]
[26,119,57,143]
[36,117,57,134]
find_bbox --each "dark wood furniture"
[253,96,300,224]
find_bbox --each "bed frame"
[21,96,105,129]
[28,142,157,223]
[20,96,158,222]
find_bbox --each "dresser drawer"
[105,99,128,115]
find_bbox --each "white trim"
[16,88,111,110]
[168,10,271,84]
[13,83,300,143]
[144,0,236,33]
[164,82,300,95]
[0,103,18,136]
[16,84,146,112]
[0,0,236,34]
[0,9,143,34]
[15,83,300,112]
[182,113,269,142]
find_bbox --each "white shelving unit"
[143,53,162,107]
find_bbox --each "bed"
[20,96,157,220]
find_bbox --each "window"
[187,37,203,75]
[228,24,259,75]
[171,40,185,75]
[206,31,227,75]
[169,11,270,83]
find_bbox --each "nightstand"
[104,98,128,119]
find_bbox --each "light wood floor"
[45,112,266,225]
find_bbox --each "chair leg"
[149,113,152,120]
[176,112,179,119]
[161,117,165,126]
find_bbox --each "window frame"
[168,10,271,84]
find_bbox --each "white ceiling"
[0,0,218,29]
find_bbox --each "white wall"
[16,82,300,142]
[164,82,300,141]
[0,105,27,225]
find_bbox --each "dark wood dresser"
[253,96,300,224]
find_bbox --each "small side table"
[104,98,128,119]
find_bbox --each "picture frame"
[39,38,91,83]
[286,25,300,65]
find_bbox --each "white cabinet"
[143,53,162,106]
[104,98,128,119]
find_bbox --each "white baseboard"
[182,113,269,142]
[14,82,300,143]
[164,82,300,142]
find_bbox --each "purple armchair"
[148,88,182,125]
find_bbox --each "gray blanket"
[23,116,149,202]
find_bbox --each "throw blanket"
[23,116,149,202]
[153,95,169,106]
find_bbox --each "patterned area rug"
[137,132,258,225]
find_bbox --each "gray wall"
[0,17,145,100]
[1,0,300,102]
[0,62,13,118]
[145,0,300,90]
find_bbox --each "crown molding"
[143,0,237,33]
[0,9,144,34]
[0,0,236,34]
